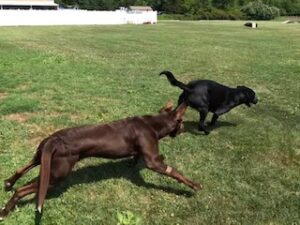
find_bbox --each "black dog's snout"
[253,96,258,104]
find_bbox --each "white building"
[0,0,58,10]
[0,3,157,26]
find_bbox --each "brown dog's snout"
[179,122,184,132]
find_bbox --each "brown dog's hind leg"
[4,158,39,191]
[0,181,41,219]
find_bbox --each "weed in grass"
[116,210,142,225]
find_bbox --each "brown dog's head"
[159,101,188,138]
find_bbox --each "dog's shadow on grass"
[49,159,193,198]
[183,120,236,135]
[17,159,193,224]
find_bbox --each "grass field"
[0,21,299,225]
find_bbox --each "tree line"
[55,0,300,19]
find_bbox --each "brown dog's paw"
[192,183,203,191]
[4,181,12,192]
[0,208,7,221]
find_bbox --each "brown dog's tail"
[159,71,192,92]
[37,139,56,214]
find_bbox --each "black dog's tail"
[159,71,191,92]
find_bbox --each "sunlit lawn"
[0,20,299,225]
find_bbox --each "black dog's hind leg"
[210,114,219,126]
[198,111,210,135]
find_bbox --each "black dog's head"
[237,86,258,107]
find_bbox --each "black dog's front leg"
[209,113,219,126]
[198,111,210,135]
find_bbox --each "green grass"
[0,21,299,225]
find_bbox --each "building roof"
[129,6,153,11]
[0,0,58,6]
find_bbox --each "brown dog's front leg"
[139,136,202,191]
[145,156,202,191]
[163,165,202,191]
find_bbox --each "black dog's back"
[160,71,234,112]
[185,80,234,111]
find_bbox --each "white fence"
[0,9,157,26]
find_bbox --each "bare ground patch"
[16,83,31,91]
[3,112,34,123]
[26,123,58,146]
[0,92,8,100]
[254,84,272,95]
[257,151,300,167]
[270,152,300,166]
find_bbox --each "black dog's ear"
[237,86,243,88]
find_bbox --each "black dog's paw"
[198,126,210,135]
[4,180,12,192]
[208,122,217,127]
[204,130,210,135]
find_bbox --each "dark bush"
[197,8,245,20]
[226,8,246,20]
[241,1,280,20]
[158,13,199,20]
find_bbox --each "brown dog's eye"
[177,119,182,123]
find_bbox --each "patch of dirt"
[0,92,8,100]
[260,151,300,167]
[271,153,300,166]
[16,83,30,91]
[254,84,272,94]
[26,123,58,146]
[3,112,33,123]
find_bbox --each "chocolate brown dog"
[0,102,201,219]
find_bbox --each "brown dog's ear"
[174,102,188,119]
[159,101,174,113]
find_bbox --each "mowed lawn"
[0,21,299,225]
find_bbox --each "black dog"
[160,71,258,134]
